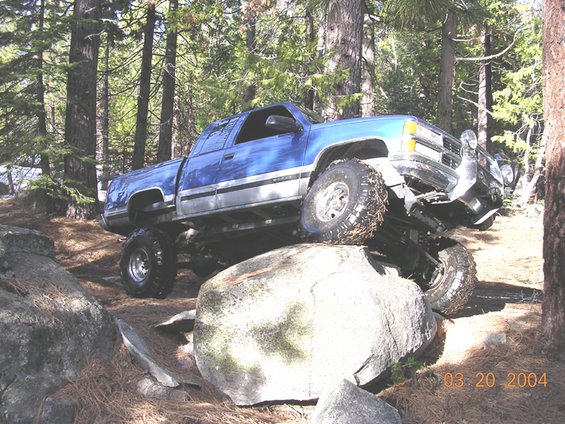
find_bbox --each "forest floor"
[1,197,564,424]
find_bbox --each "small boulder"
[311,379,402,424]
[155,310,196,333]
[116,319,200,389]
[194,244,437,405]
[0,225,115,424]
[38,398,77,424]
[136,377,189,401]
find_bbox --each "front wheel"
[423,237,477,316]
[300,159,388,245]
[120,227,177,298]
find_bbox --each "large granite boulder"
[194,244,437,405]
[0,224,116,423]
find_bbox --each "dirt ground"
[1,197,563,423]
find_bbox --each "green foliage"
[0,0,545,207]
[390,357,427,385]
[374,29,441,123]
[491,8,542,152]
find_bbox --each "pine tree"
[63,0,101,219]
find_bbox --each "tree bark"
[100,36,110,190]
[63,0,101,219]
[522,117,535,189]
[478,26,493,152]
[519,132,546,205]
[37,0,50,175]
[304,8,315,110]
[323,0,364,120]
[541,0,565,353]
[6,166,14,195]
[438,10,457,133]
[132,2,156,170]
[361,15,375,117]
[157,0,178,163]
[242,8,257,106]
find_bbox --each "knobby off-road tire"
[424,237,477,316]
[120,227,177,298]
[300,159,388,245]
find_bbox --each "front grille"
[443,137,461,155]
[441,137,462,169]
[442,154,461,169]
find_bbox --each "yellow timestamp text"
[443,371,547,389]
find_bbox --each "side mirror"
[265,115,301,133]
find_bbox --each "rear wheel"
[423,237,477,315]
[300,159,388,245]
[120,227,177,298]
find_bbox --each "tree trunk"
[6,166,14,195]
[37,0,50,175]
[522,117,535,189]
[157,0,178,163]
[478,26,493,152]
[323,0,364,120]
[304,8,315,110]
[100,36,110,190]
[242,9,257,106]
[438,10,457,133]
[132,2,156,170]
[63,0,101,219]
[541,0,565,353]
[361,15,375,117]
[519,132,546,205]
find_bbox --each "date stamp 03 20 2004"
[443,371,548,389]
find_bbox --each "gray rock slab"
[155,310,196,333]
[194,244,437,405]
[310,379,402,424]
[0,224,55,259]
[0,228,115,424]
[38,397,77,424]
[137,377,189,401]
[116,319,200,389]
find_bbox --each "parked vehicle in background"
[101,102,506,315]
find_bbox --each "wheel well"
[128,189,164,222]
[310,139,388,186]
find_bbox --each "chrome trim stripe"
[104,206,128,217]
[180,190,216,202]
[215,166,310,190]
[181,195,304,219]
[217,172,301,194]
[179,165,313,201]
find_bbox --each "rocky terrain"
[1,198,563,424]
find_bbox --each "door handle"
[223,153,235,160]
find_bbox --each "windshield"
[297,106,324,124]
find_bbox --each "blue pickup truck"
[101,102,506,314]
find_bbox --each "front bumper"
[388,150,503,224]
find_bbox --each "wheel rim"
[129,247,150,284]
[427,250,453,296]
[315,182,350,222]
[427,260,446,294]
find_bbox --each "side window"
[199,117,239,154]
[235,106,295,145]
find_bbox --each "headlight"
[460,129,478,150]
[402,120,442,161]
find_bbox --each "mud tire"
[120,227,177,298]
[300,159,388,245]
[424,237,477,315]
